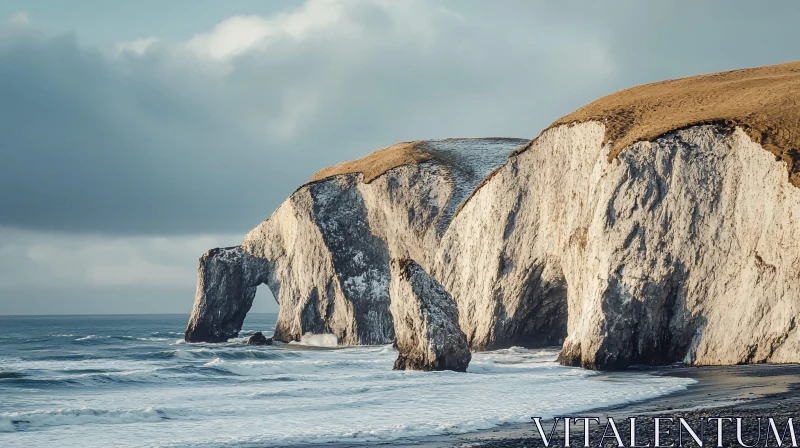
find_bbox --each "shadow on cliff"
[559,261,706,370]
[484,260,569,351]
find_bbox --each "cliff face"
[185,62,800,370]
[440,123,800,367]
[186,138,526,345]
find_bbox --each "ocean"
[0,314,693,447]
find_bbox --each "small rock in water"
[245,332,272,346]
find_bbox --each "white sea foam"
[293,333,339,347]
[0,317,695,448]
[0,407,168,432]
[75,335,111,341]
[0,345,695,447]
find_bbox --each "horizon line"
[0,312,278,318]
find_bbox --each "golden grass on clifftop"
[544,60,800,185]
[308,141,432,184]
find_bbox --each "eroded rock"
[235,139,524,345]
[245,332,272,346]
[184,246,270,343]
[389,258,470,372]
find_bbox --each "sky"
[1,0,798,315]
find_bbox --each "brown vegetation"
[532,60,800,186]
[311,62,800,190]
[308,141,431,184]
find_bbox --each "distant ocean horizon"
[0,314,693,447]
[0,312,276,317]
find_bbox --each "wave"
[0,371,24,379]
[204,349,294,361]
[1,377,81,387]
[174,347,300,362]
[150,331,184,337]
[75,335,110,341]
[125,350,179,360]
[292,333,339,347]
[0,407,170,432]
[246,382,407,399]
[156,364,242,378]
[42,353,105,361]
[74,335,143,342]
[0,330,696,448]
[2,367,162,389]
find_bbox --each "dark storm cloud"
[0,1,612,235]
[0,0,798,236]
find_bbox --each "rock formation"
[245,332,272,346]
[186,61,800,370]
[186,138,526,345]
[443,123,800,369]
[185,247,270,343]
[389,258,470,372]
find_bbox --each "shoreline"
[299,363,800,448]
[444,364,800,448]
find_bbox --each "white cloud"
[114,37,159,55]
[0,228,241,289]
[0,0,626,313]
[0,0,626,241]
[9,12,29,26]
[2,0,798,315]
[185,0,347,60]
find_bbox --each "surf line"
[531,416,798,447]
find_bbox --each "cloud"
[185,0,348,60]
[0,0,619,236]
[114,37,159,55]
[0,227,239,290]
[9,12,29,25]
[0,226,278,315]
[1,0,799,314]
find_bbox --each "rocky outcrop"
[389,258,470,372]
[245,332,272,346]
[185,62,800,370]
[185,247,270,343]
[186,138,526,346]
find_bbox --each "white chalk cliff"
[185,138,528,346]
[186,63,800,370]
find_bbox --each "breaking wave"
[293,333,339,347]
[0,407,170,432]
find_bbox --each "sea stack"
[389,258,470,372]
[185,246,270,343]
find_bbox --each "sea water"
[0,314,693,447]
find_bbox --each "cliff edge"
[185,61,800,370]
